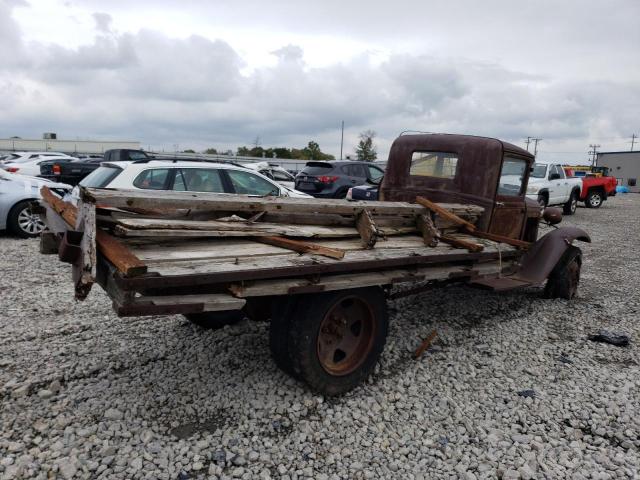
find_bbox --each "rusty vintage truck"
[38,133,590,395]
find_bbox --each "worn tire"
[563,190,578,215]
[544,246,582,300]
[286,287,388,396]
[8,200,46,238]
[585,190,603,208]
[184,310,244,329]
[269,296,300,377]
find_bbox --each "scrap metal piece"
[414,330,438,359]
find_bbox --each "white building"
[0,134,140,155]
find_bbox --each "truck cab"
[380,133,541,241]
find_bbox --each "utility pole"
[524,137,532,151]
[588,144,601,166]
[340,120,344,160]
[631,133,638,151]
[532,138,542,156]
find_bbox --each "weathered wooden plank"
[73,201,97,298]
[83,188,483,219]
[464,229,531,249]
[254,236,346,259]
[142,239,514,278]
[228,264,497,297]
[416,213,439,247]
[355,209,379,249]
[40,186,77,227]
[416,196,477,231]
[439,235,484,253]
[96,230,148,277]
[138,293,246,311]
[112,217,414,240]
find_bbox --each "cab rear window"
[410,152,458,179]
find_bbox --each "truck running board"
[115,294,246,317]
[469,277,532,291]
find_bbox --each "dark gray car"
[294,161,385,198]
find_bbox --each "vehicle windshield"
[531,164,547,178]
[79,166,122,188]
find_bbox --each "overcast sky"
[1,0,639,162]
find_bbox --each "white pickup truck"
[526,163,582,214]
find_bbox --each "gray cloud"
[0,0,638,162]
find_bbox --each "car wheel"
[184,310,244,329]
[8,200,46,238]
[286,287,388,396]
[585,190,603,208]
[563,191,578,215]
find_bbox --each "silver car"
[0,170,71,238]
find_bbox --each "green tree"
[182,149,196,153]
[355,130,377,161]
[204,148,218,154]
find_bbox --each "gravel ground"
[1,195,639,480]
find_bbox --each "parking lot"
[1,195,638,480]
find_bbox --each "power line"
[524,136,532,151]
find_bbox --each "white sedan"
[73,160,312,200]
[0,169,71,237]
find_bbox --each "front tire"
[544,246,582,300]
[585,190,603,208]
[563,191,578,215]
[8,200,46,238]
[285,287,388,396]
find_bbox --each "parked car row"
[0,147,623,239]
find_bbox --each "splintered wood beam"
[96,230,148,277]
[254,236,345,259]
[355,209,378,249]
[464,229,531,249]
[440,235,484,253]
[415,196,478,231]
[416,213,439,247]
[40,187,147,277]
[40,186,77,227]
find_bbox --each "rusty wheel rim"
[316,297,376,376]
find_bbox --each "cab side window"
[497,157,527,196]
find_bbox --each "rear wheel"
[563,190,578,215]
[585,190,603,208]
[544,246,582,300]
[8,201,46,238]
[184,310,244,329]
[285,287,388,396]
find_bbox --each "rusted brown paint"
[380,134,536,239]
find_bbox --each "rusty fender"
[515,226,591,284]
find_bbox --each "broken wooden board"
[111,217,415,239]
[254,236,346,259]
[39,187,148,279]
[355,209,379,249]
[83,188,483,221]
[228,263,507,297]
